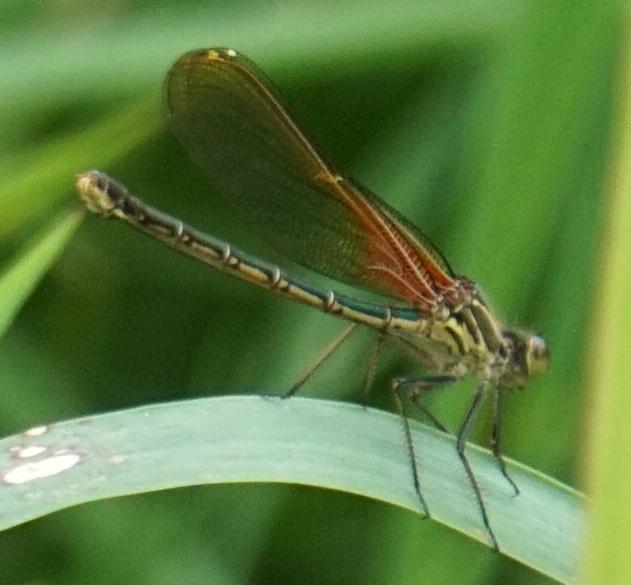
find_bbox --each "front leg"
[491,387,519,495]
[456,382,499,551]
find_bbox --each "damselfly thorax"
[395,287,549,388]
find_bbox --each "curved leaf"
[0,396,583,583]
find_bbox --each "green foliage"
[583,35,631,585]
[0,211,82,339]
[0,1,622,584]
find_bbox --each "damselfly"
[76,48,549,550]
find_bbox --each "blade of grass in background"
[583,23,631,585]
[0,210,82,341]
[0,98,157,239]
[0,1,516,110]
[0,396,583,584]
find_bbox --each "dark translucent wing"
[166,48,459,308]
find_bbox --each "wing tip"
[175,47,239,67]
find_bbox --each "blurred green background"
[0,1,622,583]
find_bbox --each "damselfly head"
[524,334,550,377]
[502,330,550,387]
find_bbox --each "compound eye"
[527,335,550,376]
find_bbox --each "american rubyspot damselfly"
[76,47,549,550]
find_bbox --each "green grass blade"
[583,28,631,585]
[0,1,514,108]
[0,98,157,239]
[0,396,583,584]
[0,210,83,340]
